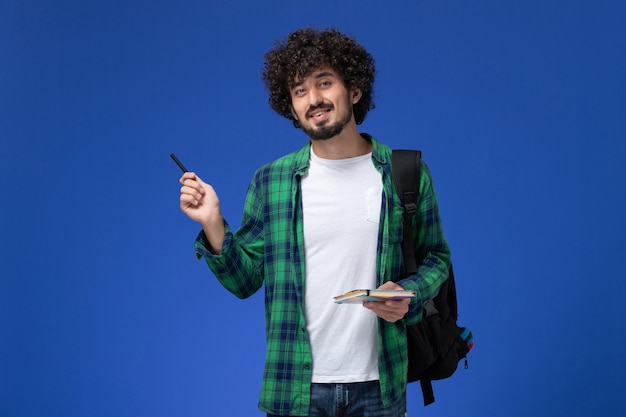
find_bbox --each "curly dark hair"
[262,28,376,127]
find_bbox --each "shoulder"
[362,133,393,164]
[251,142,310,184]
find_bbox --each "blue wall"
[2,1,625,416]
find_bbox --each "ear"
[290,105,298,121]
[350,87,362,104]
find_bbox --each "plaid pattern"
[195,135,450,416]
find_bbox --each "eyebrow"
[291,71,336,88]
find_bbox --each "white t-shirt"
[301,147,382,383]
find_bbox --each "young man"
[179,28,450,417]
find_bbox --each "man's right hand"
[179,172,219,223]
[179,172,225,253]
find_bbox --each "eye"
[293,87,306,97]
[319,80,331,88]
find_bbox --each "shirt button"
[304,364,311,370]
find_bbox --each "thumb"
[378,281,404,290]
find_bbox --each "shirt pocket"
[366,187,382,224]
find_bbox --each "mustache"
[306,103,334,118]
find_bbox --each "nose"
[308,86,323,106]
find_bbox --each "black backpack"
[391,150,474,406]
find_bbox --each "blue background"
[2,1,625,416]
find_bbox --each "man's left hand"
[363,281,410,323]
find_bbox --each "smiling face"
[289,65,362,140]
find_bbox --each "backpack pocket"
[427,325,473,380]
[406,319,436,382]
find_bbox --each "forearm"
[195,167,267,298]
[195,224,265,299]
[200,211,226,255]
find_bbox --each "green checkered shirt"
[195,135,451,416]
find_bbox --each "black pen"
[170,153,188,173]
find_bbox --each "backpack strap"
[420,380,435,406]
[391,150,422,276]
[392,149,437,406]
[393,150,471,406]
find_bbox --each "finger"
[363,302,393,315]
[385,298,411,308]
[180,184,204,202]
[366,298,406,309]
[180,177,207,198]
[180,193,200,208]
[364,303,403,323]
[181,178,205,192]
[179,171,199,185]
[377,281,405,291]
[384,301,410,317]
[365,300,408,318]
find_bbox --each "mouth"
[307,106,332,122]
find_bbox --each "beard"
[300,100,354,141]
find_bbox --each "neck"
[309,123,371,159]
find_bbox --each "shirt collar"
[293,133,390,176]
